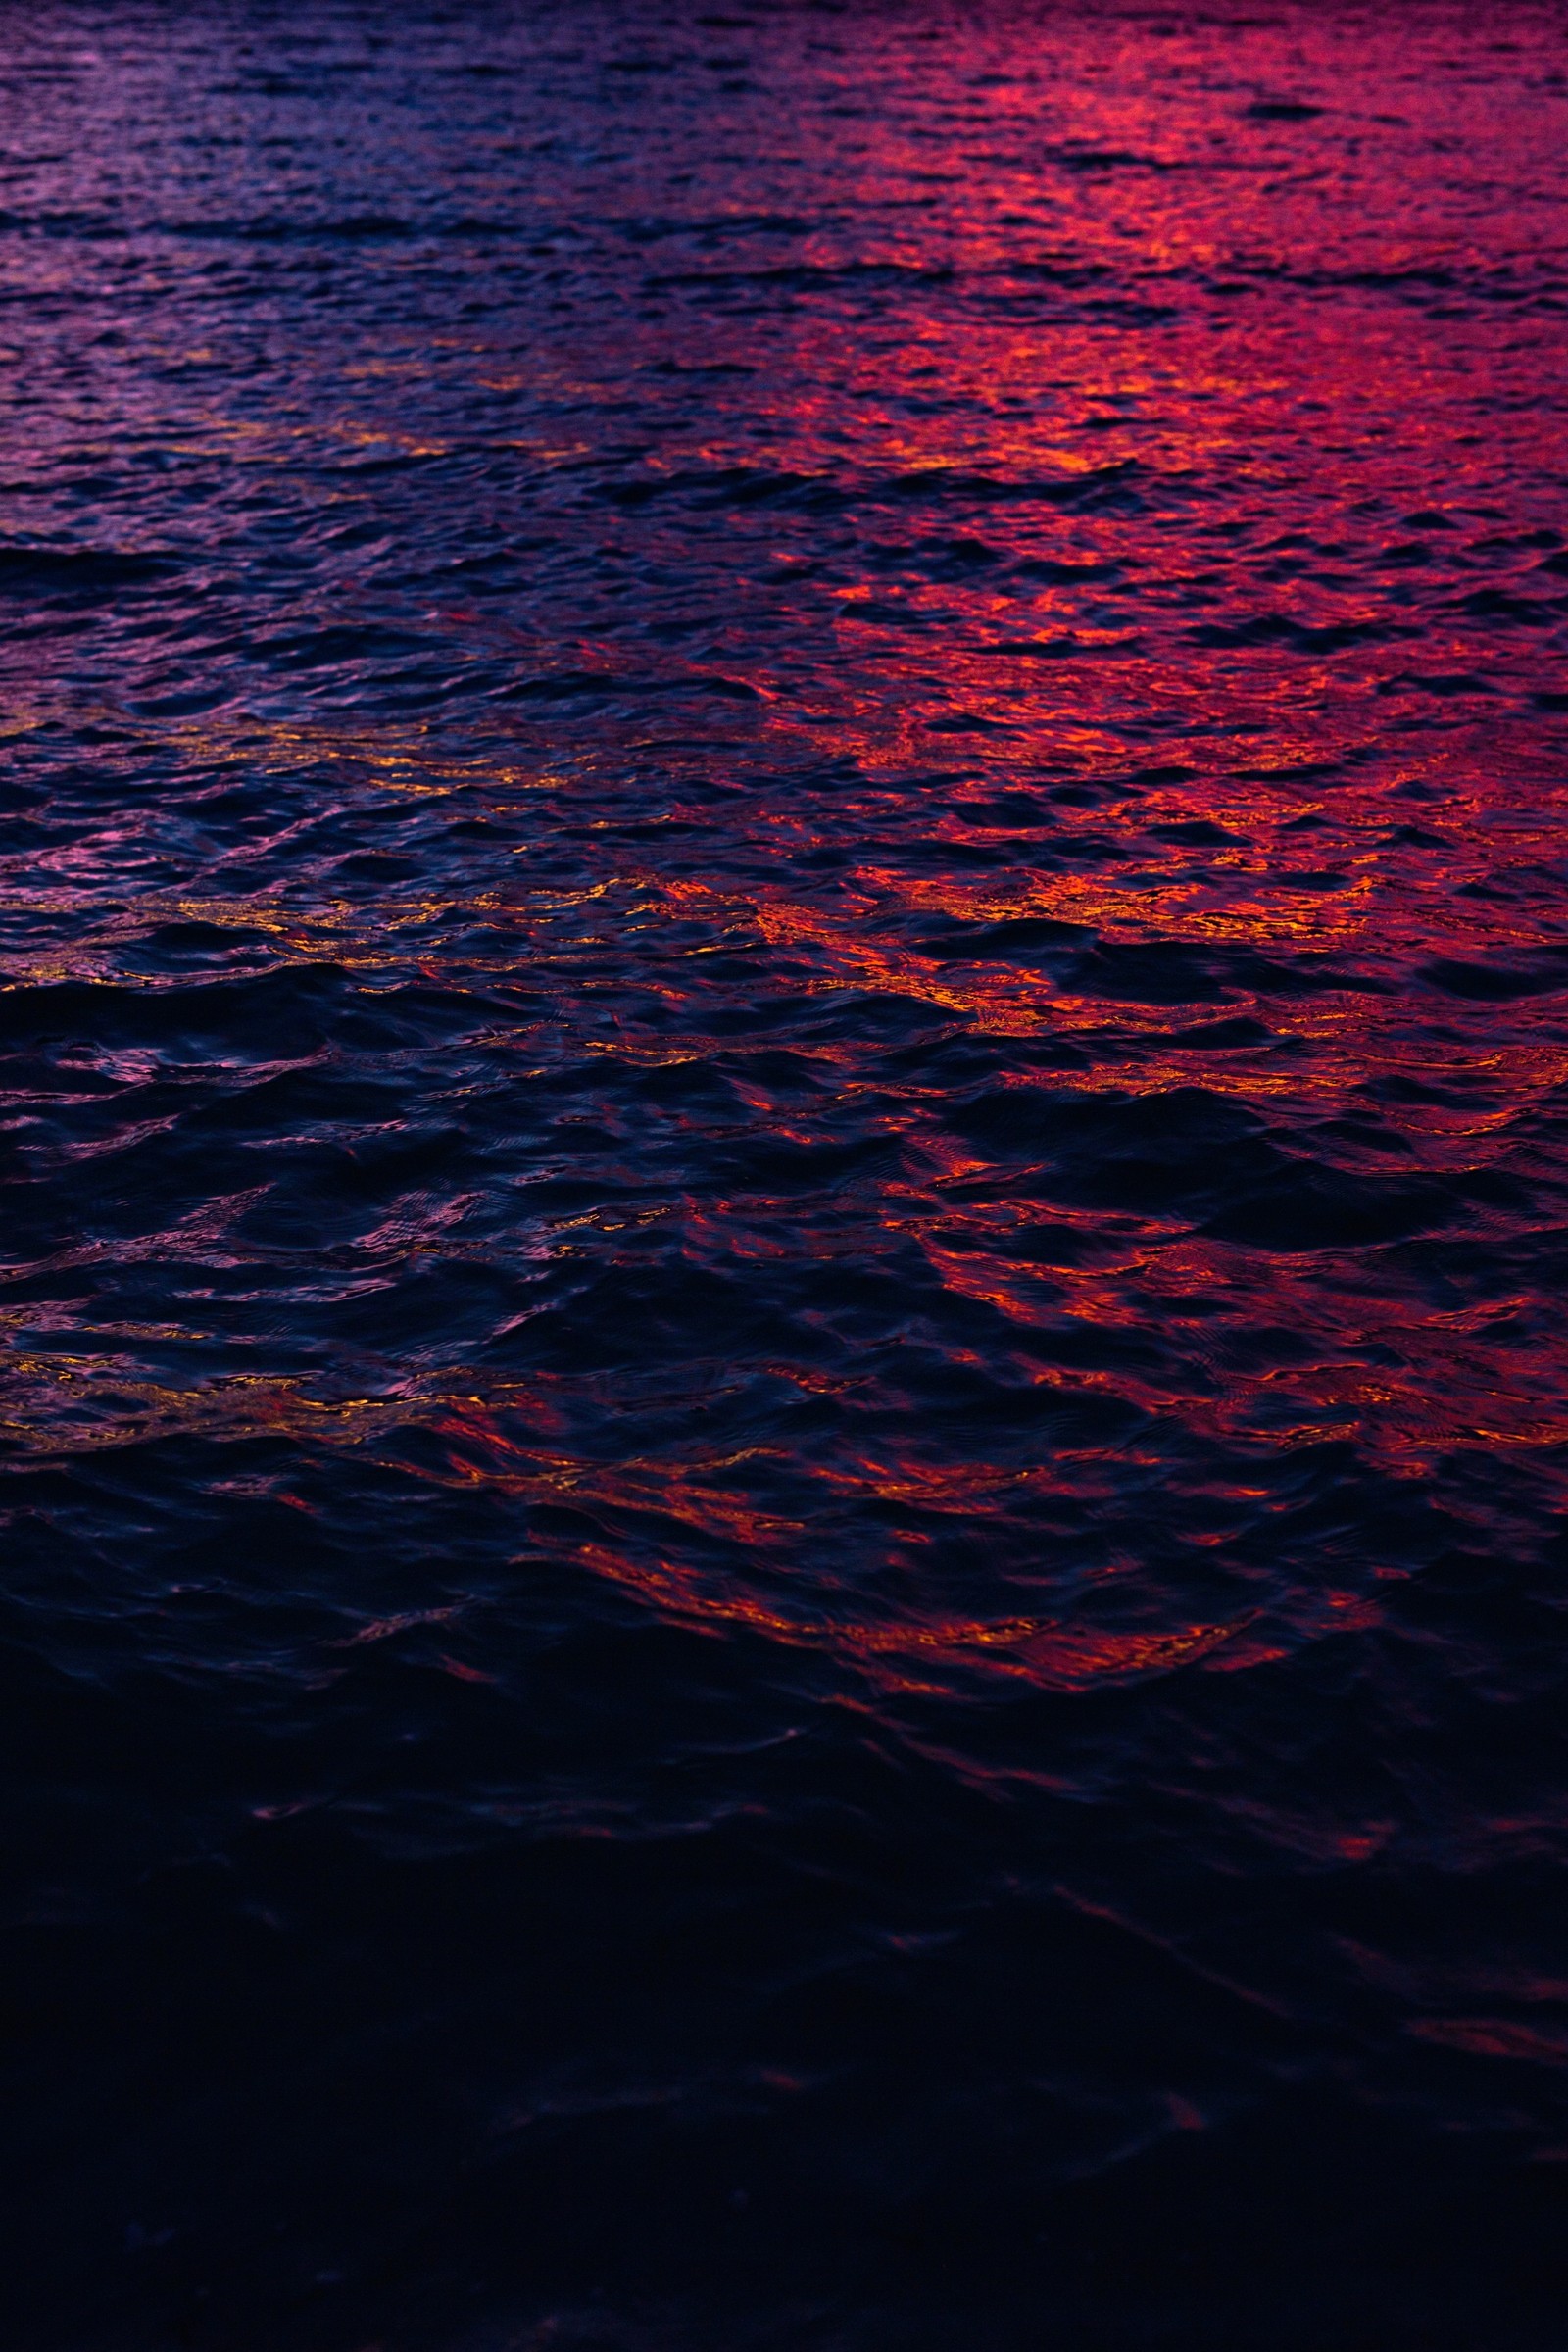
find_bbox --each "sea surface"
[2,2,1567,2345]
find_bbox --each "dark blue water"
[3,3,1568,2344]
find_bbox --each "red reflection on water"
[0,0,1564,1705]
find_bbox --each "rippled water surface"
[4,2,1568,2344]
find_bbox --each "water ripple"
[3,3,1568,2345]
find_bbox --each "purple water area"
[2,2,1567,2344]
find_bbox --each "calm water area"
[2,2,1567,2344]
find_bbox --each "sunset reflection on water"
[2,2,1568,2344]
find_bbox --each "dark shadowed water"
[3,2,1568,2344]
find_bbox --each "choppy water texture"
[3,1,1568,2344]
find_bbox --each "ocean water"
[2,2,1567,2344]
